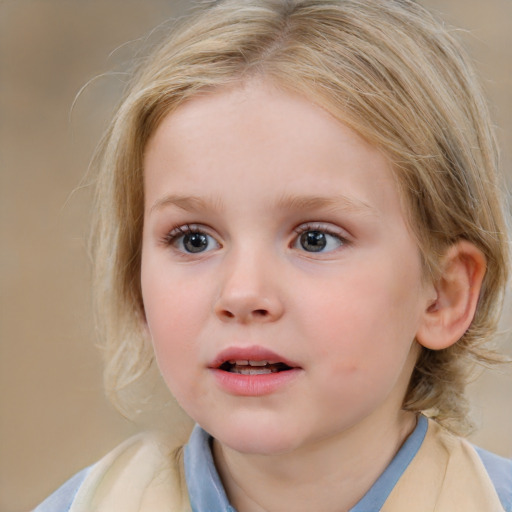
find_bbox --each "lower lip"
[210,368,302,396]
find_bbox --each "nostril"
[214,299,281,323]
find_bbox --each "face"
[141,81,433,456]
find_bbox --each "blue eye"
[295,228,344,253]
[181,232,212,253]
[165,226,219,254]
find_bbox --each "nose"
[213,249,284,324]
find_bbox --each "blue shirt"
[34,416,512,511]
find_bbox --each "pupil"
[184,233,208,253]
[300,230,326,252]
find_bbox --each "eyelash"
[161,224,201,244]
[293,223,346,238]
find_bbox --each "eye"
[164,225,220,254]
[293,226,345,253]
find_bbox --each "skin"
[140,80,448,511]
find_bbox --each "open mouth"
[219,360,293,375]
[211,349,301,394]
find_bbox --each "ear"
[416,240,486,350]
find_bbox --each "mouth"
[209,346,301,396]
[219,360,293,375]
[210,346,300,375]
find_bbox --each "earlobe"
[416,240,486,351]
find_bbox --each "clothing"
[34,416,512,512]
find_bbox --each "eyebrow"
[273,193,377,216]
[149,193,376,216]
[150,194,225,214]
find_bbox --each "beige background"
[1,1,511,511]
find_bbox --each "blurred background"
[1,1,511,510]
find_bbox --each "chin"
[223,434,300,456]
[203,416,307,456]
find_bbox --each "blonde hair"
[92,0,509,433]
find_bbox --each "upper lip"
[209,345,300,369]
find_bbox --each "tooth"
[248,360,268,366]
[235,360,249,365]
[236,367,273,375]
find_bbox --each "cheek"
[141,276,207,408]
[299,260,422,367]
[140,262,210,374]
[302,286,419,418]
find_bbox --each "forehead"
[143,80,405,222]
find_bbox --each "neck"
[212,410,418,512]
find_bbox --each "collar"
[184,415,428,512]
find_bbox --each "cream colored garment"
[69,420,504,512]
[383,420,504,511]
[69,432,191,512]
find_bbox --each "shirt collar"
[184,415,428,512]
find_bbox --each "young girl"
[35,0,512,510]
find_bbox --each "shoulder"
[32,430,192,512]
[32,466,92,512]
[403,418,511,511]
[475,446,512,512]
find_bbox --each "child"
[35,0,512,510]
